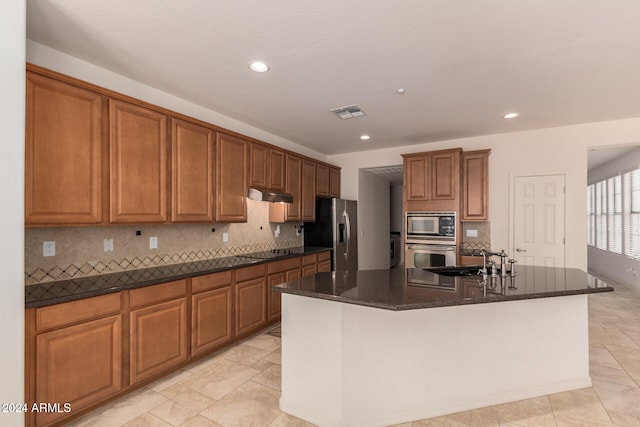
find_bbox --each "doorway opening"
[360,165,403,270]
[587,145,640,290]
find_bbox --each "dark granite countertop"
[275,265,613,311]
[25,246,331,308]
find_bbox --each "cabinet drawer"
[317,250,331,262]
[301,254,317,266]
[235,264,266,283]
[267,257,300,274]
[129,280,187,309]
[192,270,232,294]
[36,292,122,331]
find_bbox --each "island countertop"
[275,265,613,311]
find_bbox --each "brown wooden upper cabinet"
[25,71,106,225]
[284,154,302,221]
[302,159,317,221]
[171,119,215,222]
[216,133,248,222]
[329,166,341,198]
[317,164,341,198]
[109,99,168,223]
[402,148,461,212]
[462,150,490,221]
[249,142,286,192]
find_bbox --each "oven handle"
[406,245,456,252]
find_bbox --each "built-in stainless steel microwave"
[405,211,456,244]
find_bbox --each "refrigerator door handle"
[344,210,351,260]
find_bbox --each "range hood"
[248,187,293,203]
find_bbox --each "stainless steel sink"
[423,266,484,277]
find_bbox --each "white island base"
[279,293,591,427]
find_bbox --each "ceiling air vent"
[330,104,366,119]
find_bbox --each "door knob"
[515,248,527,252]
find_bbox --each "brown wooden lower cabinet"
[35,315,122,426]
[267,257,301,321]
[235,264,267,337]
[129,298,188,384]
[302,253,318,277]
[25,292,123,427]
[191,271,233,357]
[25,251,330,426]
[317,250,331,272]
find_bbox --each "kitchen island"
[275,266,612,427]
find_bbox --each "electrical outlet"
[223,232,229,242]
[466,229,479,238]
[275,224,281,238]
[43,241,56,257]
[104,238,114,252]
[150,236,158,249]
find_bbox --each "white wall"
[358,171,390,269]
[390,184,403,233]
[588,146,640,291]
[329,118,640,271]
[588,146,640,184]
[0,1,25,425]
[26,41,327,163]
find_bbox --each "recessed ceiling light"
[360,135,371,141]
[503,112,519,119]
[249,61,270,73]
[396,88,406,94]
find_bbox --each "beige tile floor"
[68,273,640,427]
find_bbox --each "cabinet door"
[267,272,286,321]
[404,155,429,201]
[462,150,490,221]
[216,133,248,222]
[269,149,286,191]
[431,151,459,200]
[285,154,302,221]
[317,250,332,272]
[25,72,104,225]
[316,164,330,197]
[235,277,267,336]
[130,298,187,384]
[329,167,341,198]
[302,159,317,221]
[250,143,269,189]
[109,99,168,223]
[191,286,233,357]
[35,315,121,426]
[266,268,300,321]
[171,119,215,222]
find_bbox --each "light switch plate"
[466,229,479,238]
[223,232,229,242]
[150,236,158,249]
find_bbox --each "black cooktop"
[242,248,306,259]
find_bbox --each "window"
[590,168,640,259]
[587,185,595,246]
[595,180,607,250]
[625,169,640,259]
[608,176,622,254]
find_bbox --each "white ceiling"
[26,0,640,156]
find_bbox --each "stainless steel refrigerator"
[304,198,358,271]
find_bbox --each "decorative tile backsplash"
[460,222,491,252]
[25,199,303,285]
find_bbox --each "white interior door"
[512,174,566,267]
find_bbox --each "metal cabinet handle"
[515,248,527,252]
